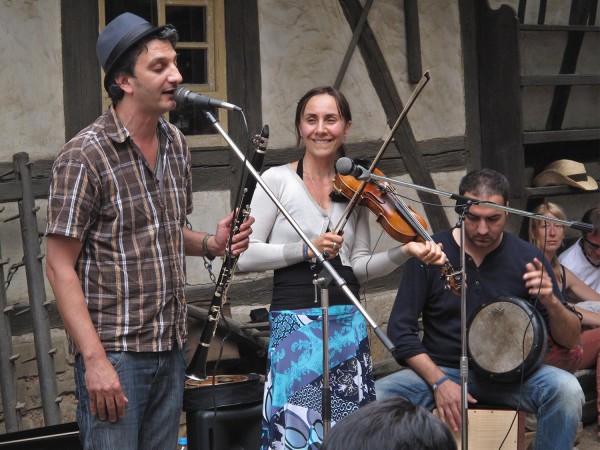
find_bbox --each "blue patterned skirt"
[261,305,376,450]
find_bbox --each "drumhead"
[467,296,547,382]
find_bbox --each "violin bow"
[333,70,431,235]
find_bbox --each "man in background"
[559,205,600,292]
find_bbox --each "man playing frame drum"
[376,169,584,450]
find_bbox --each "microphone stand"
[455,202,470,450]
[201,111,396,355]
[315,272,333,438]
[344,166,592,450]
[354,169,592,233]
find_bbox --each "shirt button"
[475,281,480,286]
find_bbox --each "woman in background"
[237,86,445,449]
[529,202,600,439]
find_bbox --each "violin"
[332,171,462,294]
[333,169,427,244]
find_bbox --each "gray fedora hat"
[97,12,167,77]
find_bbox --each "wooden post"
[13,152,61,426]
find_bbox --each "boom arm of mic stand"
[363,172,593,232]
[202,111,396,352]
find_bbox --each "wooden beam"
[404,0,423,84]
[334,0,373,89]
[474,2,525,198]
[524,185,599,198]
[545,1,595,130]
[338,0,450,232]
[458,0,483,173]
[224,0,263,209]
[520,24,600,31]
[521,74,600,86]
[61,0,102,142]
[522,128,600,144]
[0,136,466,203]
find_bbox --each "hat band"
[104,22,156,74]
[568,173,588,182]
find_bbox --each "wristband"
[302,243,309,261]
[432,375,449,392]
[202,234,216,261]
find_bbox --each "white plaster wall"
[185,191,234,287]
[0,0,65,160]
[369,1,465,140]
[258,0,465,149]
[0,1,63,303]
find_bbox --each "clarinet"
[186,125,269,381]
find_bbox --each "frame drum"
[467,297,547,382]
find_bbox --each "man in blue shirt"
[376,169,584,450]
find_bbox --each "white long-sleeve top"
[237,164,409,283]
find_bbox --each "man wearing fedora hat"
[559,206,600,292]
[45,12,253,450]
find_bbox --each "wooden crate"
[435,408,525,450]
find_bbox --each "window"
[100,0,227,147]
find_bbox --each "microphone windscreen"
[174,87,189,105]
[454,200,464,214]
[335,157,354,176]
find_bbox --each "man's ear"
[115,74,133,94]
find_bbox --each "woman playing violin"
[237,86,445,450]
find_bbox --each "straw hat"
[532,159,598,191]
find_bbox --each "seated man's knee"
[546,369,585,409]
[375,368,435,408]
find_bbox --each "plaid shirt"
[46,107,193,353]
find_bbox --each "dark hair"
[458,169,510,205]
[321,397,456,450]
[581,205,600,237]
[104,26,179,104]
[294,86,352,156]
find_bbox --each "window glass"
[166,6,206,42]
[176,48,208,85]
[105,0,157,25]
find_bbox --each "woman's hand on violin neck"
[309,232,344,259]
[404,240,446,266]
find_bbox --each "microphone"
[335,157,371,180]
[174,87,242,112]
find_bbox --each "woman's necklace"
[306,170,325,209]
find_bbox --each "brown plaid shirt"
[46,107,193,353]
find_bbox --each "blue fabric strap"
[432,375,449,392]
